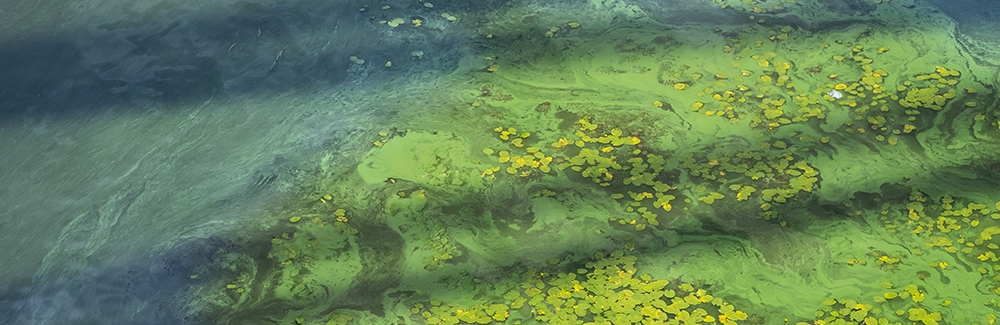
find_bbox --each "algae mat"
[191,0,1000,324]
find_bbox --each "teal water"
[1,0,999,324]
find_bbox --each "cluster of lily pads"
[553,117,679,231]
[332,207,359,235]
[712,0,891,15]
[411,250,750,324]
[321,313,353,325]
[804,283,942,325]
[871,249,906,272]
[411,300,510,324]
[824,44,968,144]
[373,131,391,147]
[679,147,819,220]
[291,312,354,325]
[482,117,677,231]
[844,248,906,271]
[230,207,361,317]
[534,189,558,197]
[481,126,555,178]
[273,207,357,266]
[484,116,823,227]
[552,118,643,184]
[683,27,828,131]
[854,186,1000,322]
[879,188,1000,291]
[422,228,461,271]
[896,66,964,111]
[710,0,799,14]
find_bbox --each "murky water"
[1,0,998,324]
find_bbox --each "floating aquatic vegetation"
[533,189,557,197]
[485,126,554,178]
[860,186,1000,314]
[252,203,363,319]
[373,130,391,147]
[411,250,750,324]
[386,17,405,28]
[897,66,962,111]
[422,228,461,271]
[711,0,798,14]
[524,117,677,230]
[804,290,942,325]
[679,147,819,220]
[728,184,757,201]
[869,249,905,271]
[686,31,831,130]
[441,12,458,22]
[698,192,725,205]
[821,42,973,144]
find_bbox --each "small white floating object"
[827,89,843,99]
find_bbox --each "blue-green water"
[1,0,999,324]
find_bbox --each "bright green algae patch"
[358,131,484,188]
[186,0,1000,324]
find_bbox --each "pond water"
[1,0,998,324]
